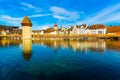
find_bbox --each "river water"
[0,40,120,80]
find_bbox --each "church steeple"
[54,23,58,31]
[54,23,57,27]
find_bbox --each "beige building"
[21,16,32,39]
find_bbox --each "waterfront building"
[50,23,59,34]
[21,16,32,39]
[44,28,54,34]
[44,23,61,35]
[107,26,120,34]
[0,25,20,34]
[70,24,89,34]
[89,24,106,34]
[32,30,44,35]
[10,29,22,35]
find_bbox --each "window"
[98,31,103,34]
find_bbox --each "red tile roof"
[107,26,120,33]
[44,28,54,33]
[89,24,106,29]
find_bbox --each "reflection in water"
[54,40,58,53]
[0,39,120,55]
[0,40,21,47]
[33,40,106,53]
[88,41,106,52]
[1,39,120,80]
[106,40,120,51]
[22,39,32,61]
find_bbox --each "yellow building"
[21,16,32,39]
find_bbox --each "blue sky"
[0,0,120,30]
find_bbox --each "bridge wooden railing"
[0,34,22,37]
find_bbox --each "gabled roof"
[76,24,87,28]
[68,27,73,31]
[89,24,106,29]
[21,16,32,26]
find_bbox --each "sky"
[0,0,120,30]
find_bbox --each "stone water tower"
[21,16,32,39]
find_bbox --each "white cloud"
[0,14,53,29]
[22,2,35,9]
[29,14,51,18]
[21,2,42,12]
[0,15,21,21]
[50,6,80,20]
[78,3,120,24]
[0,14,51,27]
[0,15,22,26]
[33,24,53,30]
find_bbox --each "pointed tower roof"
[21,16,32,26]
[54,23,57,27]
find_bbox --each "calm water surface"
[0,40,120,80]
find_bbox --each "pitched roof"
[89,24,106,29]
[21,16,32,26]
[44,28,54,33]
[107,26,120,33]
[76,24,87,28]
[68,27,73,31]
